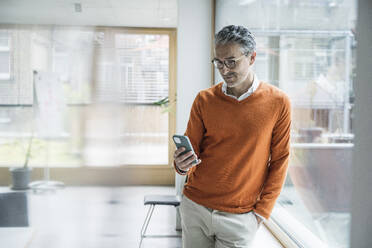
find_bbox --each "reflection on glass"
[85,32,169,166]
[0,30,11,80]
[216,0,356,247]
[0,26,170,167]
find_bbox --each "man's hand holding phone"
[172,135,202,173]
[174,147,202,172]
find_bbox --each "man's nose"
[220,65,230,75]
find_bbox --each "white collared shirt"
[221,74,260,101]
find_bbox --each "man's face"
[214,43,256,88]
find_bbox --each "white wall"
[350,0,372,247]
[175,0,213,228]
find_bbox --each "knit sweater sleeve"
[254,94,292,219]
[173,93,206,175]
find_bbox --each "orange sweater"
[174,81,291,219]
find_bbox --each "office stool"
[139,195,181,248]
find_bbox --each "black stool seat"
[144,195,181,206]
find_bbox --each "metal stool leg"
[139,204,155,248]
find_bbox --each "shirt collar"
[222,74,260,98]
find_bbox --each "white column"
[176,0,213,229]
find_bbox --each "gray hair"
[214,25,256,55]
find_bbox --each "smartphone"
[172,135,198,165]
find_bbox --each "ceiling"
[0,0,177,28]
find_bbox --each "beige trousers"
[179,194,261,248]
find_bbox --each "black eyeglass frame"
[211,54,248,69]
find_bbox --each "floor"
[2,186,284,248]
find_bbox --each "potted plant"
[153,96,174,113]
[9,134,34,190]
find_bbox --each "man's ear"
[249,51,257,65]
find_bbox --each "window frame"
[0,26,177,186]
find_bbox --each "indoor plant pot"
[9,167,32,190]
[9,133,34,190]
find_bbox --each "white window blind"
[95,32,169,104]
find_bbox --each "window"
[0,30,12,81]
[86,29,171,165]
[115,33,169,104]
[0,26,176,172]
[216,0,356,247]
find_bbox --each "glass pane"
[84,31,170,166]
[216,0,356,247]
[0,27,171,167]
[0,27,94,167]
[0,30,11,80]
[0,30,9,47]
[0,52,10,73]
[0,105,82,167]
[51,29,95,104]
[115,33,169,104]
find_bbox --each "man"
[174,25,291,248]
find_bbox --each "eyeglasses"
[211,54,247,69]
